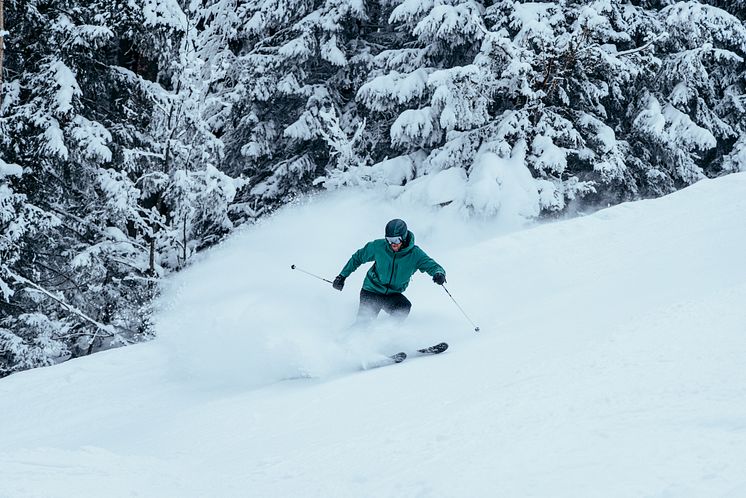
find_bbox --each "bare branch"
[9,271,115,336]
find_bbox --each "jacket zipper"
[386,252,397,295]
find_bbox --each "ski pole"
[442,285,480,332]
[291,264,334,284]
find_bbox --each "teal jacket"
[340,231,445,295]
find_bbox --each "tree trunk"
[182,215,187,265]
[149,238,156,275]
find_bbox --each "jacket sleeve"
[416,248,445,277]
[339,241,376,277]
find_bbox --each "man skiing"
[332,219,446,323]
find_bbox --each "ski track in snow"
[1,174,746,497]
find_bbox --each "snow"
[635,93,667,135]
[0,158,23,178]
[579,113,616,153]
[662,103,717,151]
[2,173,746,497]
[357,69,431,112]
[662,1,746,51]
[283,111,317,140]
[320,36,347,66]
[49,60,81,115]
[366,155,416,186]
[398,166,468,208]
[42,118,69,160]
[724,136,746,173]
[140,0,188,30]
[511,2,562,46]
[389,0,435,25]
[391,106,438,147]
[71,116,114,162]
[278,35,313,59]
[465,142,539,223]
[412,2,485,45]
[531,134,567,174]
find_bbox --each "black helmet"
[385,219,408,243]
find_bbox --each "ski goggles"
[386,236,404,245]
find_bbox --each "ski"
[362,343,448,370]
[361,352,406,370]
[395,341,449,360]
[385,342,449,365]
[416,342,449,355]
[390,352,407,363]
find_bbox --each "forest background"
[0,0,744,375]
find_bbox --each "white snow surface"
[2,173,746,497]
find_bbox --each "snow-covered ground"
[2,173,745,498]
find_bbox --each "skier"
[332,219,446,323]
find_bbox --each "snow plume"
[154,189,509,389]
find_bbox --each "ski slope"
[1,173,745,498]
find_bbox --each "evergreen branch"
[9,271,116,337]
[47,204,151,253]
[122,275,159,284]
[110,257,149,274]
[57,329,114,340]
[31,259,87,294]
[617,34,666,57]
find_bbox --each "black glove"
[333,275,346,291]
[433,273,446,285]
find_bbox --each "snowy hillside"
[1,173,745,498]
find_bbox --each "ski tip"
[417,342,449,354]
[391,352,407,363]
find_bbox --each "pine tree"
[339,0,661,213]
[193,0,381,212]
[326,0,746,213]
[1,0,744,375]
[629,2,746,195]
[0,0,241,376]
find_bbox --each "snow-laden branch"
[9,272,116,337]
[617,33,667,57]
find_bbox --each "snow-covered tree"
[0,0,243,376]
[630,1,746,193]
[192,0,382,212]
[1,0,744,375]
[337,1,659,213]
[0,152,66,374]
[327,0,745,213]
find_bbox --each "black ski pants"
[356,288,412,323]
